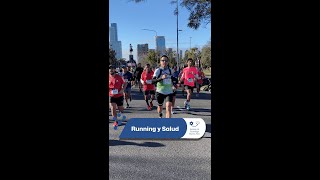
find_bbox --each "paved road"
[109,86,212,180]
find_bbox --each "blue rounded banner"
[119,118,206,139]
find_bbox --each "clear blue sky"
[109,0,211,62]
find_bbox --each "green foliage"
[183,46,211,67]
[165,49,177,68]
[181,0,211,30]
[142,50,160,67]
[183,48,199,63]
[200,40,211,67]
[109,48,117,65]
[118,58,127,67]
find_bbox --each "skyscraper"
[156,36,166,56]
[137,44,149,64]
[109,23,122,60]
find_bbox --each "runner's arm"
[152,69,164,84]
[122,80,127,90]
[179,72,185,83]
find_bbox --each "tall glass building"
[156,36,166,56]
[109,23,122,60]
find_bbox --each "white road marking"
[176,106,185,112]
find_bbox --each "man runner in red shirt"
[141,64,155,110]
[179,58,199,110]
[109,65,127,128]
[195,67,206,97]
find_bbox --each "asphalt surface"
[109,86,212,180]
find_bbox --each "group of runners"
[108,56,207,129]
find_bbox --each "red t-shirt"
[181,67,198,87]
[141,70,155,91]
[109,74,125,98]
[197,71,205,84]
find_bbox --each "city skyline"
[109,0,211,61]
[156,36,166,57]
[109,23,122,59]
[137,43,149,63]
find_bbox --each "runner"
[118,68,123,76]
[152,55,175,118]
[141,64,155,110]
[178,65,187,97]
[134,63,144,92]
[178,58,199,110]
[171,66,179,114]
[128,66,134,100]
[195,67,206,97]
[129,67,136,87]
[109,65,127,129]
[122,66,133,108]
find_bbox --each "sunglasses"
[161,60,168,62]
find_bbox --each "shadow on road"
[128,88,211,100]
[185,112,211,116]
[188,108,211,112]
[206,123,211,133]
[202,123,212,138]
[109,140,165,147]
[174,92,211,100]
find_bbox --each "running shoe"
[113,121,118,130]
[126,104,130,108]
[186,104,191,111]
[147,106,152,110]
[150,101,153,108]
[159,113,163,118]
[171,111,175,115]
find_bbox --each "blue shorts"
[124,88,131,94]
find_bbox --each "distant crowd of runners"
[109,56,209,129]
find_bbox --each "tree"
[200,40,211,67]
[109,48,117,65]
[165,49,177,68]
[118,58,127,67]
[142,50,159,67]
[129,0,211,30]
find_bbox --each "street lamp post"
[141,29,157,49]
[176,1,179,68]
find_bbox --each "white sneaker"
[171,111,175,115]
[184,101,187,108]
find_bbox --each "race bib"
[188,78,193,83]
[163,79,172,84]
[111,89,118,95]
[146,80,152,84]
